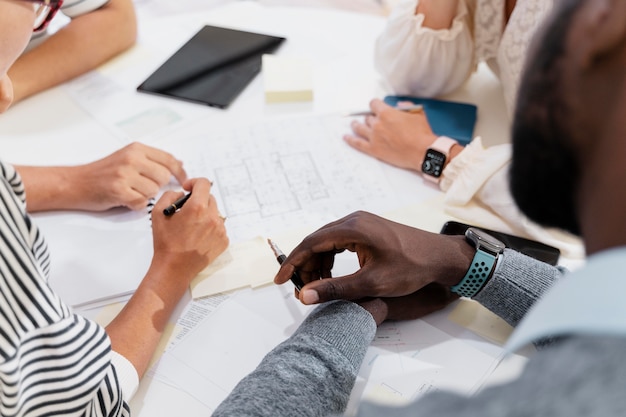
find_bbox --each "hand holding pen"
[150,178,230,286]
[163,192,192,216]
[163,183,226,222]
[267,239,305,291]
[343,98,438,172]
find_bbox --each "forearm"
[8,0,136,102]
[16,165,86,212]
[105,256,192,378]
[214,301,377,417]
[415,0,459,29]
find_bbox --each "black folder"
[137,25,286,109]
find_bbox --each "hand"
[343,98,438,172]
[73,142,188,211]
[274,211,475,305]
[106,177,228,378]
[358,284,458,326]
[150,178,229,284]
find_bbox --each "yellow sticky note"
[190,237,274,298]
[190,228,315,298]
[448,299,514,345]
[262,54,313,103]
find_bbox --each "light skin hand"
[150,178,229,278]
[16,142,188,212]
[274,211,474,305]
[105,177,229,377]
[344,98,438,172]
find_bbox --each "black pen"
[267,238,304,291]
[163,192,191,216]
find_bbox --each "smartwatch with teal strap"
[451,227,506,298]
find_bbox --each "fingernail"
[301,289,319,305]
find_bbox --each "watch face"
[422,149,446,178]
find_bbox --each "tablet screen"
[137,25,286,109]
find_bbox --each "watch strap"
[450,250,497,298]
[428,136,456,154]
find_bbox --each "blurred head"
[510,0,626,239]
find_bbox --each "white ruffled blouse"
[375,0,584,258]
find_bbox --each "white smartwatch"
[421,136,457,183]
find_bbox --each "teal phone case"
[384,95,477,146]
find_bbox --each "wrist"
[436,234,477,288]
[357,298,388,326]
[16,165,82,211]
[141,255,195,301]
[52,165,95,210]
[450,228,506,298]
[448,143,464,162]
[412,132,438,172]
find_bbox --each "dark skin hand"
[357,284,457,326]
[274,211,474,318]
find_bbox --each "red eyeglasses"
[21,0,64,32]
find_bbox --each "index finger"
[274,215,369,284]
[369,98,393,114]
[144,146,188,185]
[183,178,217,212]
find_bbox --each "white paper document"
[154,113,426,245]
[33,208,153,309]
[149,285,502,413]
[37,112,437,310]
[150,285,313,408]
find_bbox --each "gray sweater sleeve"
[213,302,626,417]
[213,251,571,417]
[473,248,566,327]
[212,301,377,417]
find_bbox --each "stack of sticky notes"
[262,54,313,103]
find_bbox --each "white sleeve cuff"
[61,0,110,18]
[110,350,140,401]
[440,137,511,202]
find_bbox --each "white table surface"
[0,2,524,415]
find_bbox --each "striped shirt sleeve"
[61,0,111,18]
[0,161,130,417]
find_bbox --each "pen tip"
[267,238,281,257]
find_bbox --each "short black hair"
[510,0,584,235]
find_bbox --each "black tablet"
[137,25,286,109]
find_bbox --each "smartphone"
[440,221,561,265]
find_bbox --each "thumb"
[299,274,367,305]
